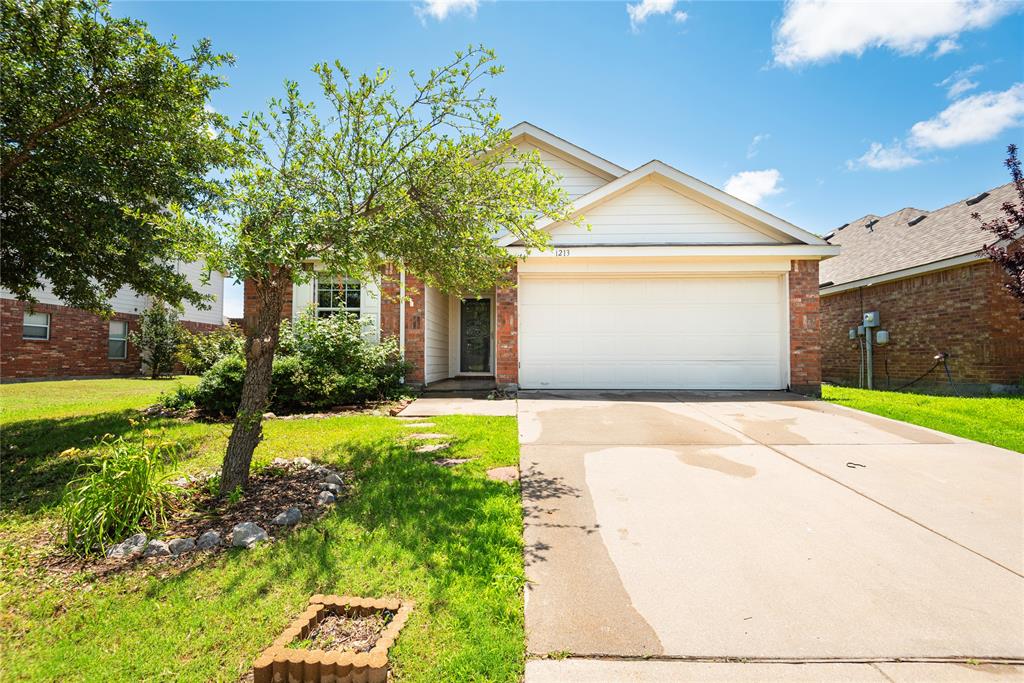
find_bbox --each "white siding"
[424,285,450,384]
[360,279,381,343]
[176,261,224,325]
[1,259,223,324]
[515,141,610,200]
[547,179,781,245]
[292,279,314,319]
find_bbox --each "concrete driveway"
[519,391,1024,681]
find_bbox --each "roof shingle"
[819,182,1016,287]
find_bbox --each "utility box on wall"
[863,310,880,328]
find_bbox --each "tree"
[160,46,576,495]
[130,302,182,379]
[975,144,1024,317]
[1,0,232,314]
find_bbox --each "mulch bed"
[288,608,393,653]
[38,459,345,579]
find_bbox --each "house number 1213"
[554,248,571,257]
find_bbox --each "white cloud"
[673,10,688,22]
[909,83,1024,149]
[772,0,1015,68]
[724,169,784,205]
[847,141,922,171]
[416,0,478,21]
[937,64,983,99]
[627,0,682,31]
[746,133,770,159]
[933,37,961,56]
[848,82,1024,171]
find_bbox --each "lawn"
[822,385,1024,453]
[0,378,525,682]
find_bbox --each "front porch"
[389,270,518,390]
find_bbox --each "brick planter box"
[253,595,414,683]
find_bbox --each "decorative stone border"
[252,595,414,683]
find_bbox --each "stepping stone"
[487,466,519,483]
[415,443,450,454]
[404,433,449,440]
[433,458,471,467]
[402,422,435,428]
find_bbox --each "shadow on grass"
[150,434,528,613]
[1,410,210,515]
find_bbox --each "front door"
[460,298,491,373]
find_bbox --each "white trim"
[819,253,987,296]
[506,122,627,179]
[498,160,829,248]
[508,244,840,258]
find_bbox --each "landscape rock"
[196,530,222,550]
[405,433,449,440]
[169,477,190,488]
[168,537,196,556]
[143,540,171,557]
[106,532,147,558]
[324,472,344,486]
[403,422,435,428]
[415,443,450,454]
[272,507,302,526]
[318,482,343,495]
[262,412,276,419]
[270,457,291,467]
[487,466,519,483]
[317,491,337,506]
[231,522,269,548]
[433,457,471,467]
[293,457,312,467]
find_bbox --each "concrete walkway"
[520,391,1024,680]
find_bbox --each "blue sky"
[113,0,1024,318]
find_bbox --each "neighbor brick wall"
[789,260,822,396]
[242,279,293,334]
[495,265,519,388]
[820,260,1024,393]
[0,298,222,381]
[401,274,426,386]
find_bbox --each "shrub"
[181,310,408,416]
[177,324,245,375]
[130,302,182,379]
[61,433,183,555]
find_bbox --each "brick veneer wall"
[495,265,519,388]
[243,278,294,334]
[401,275,426,386]
[820,260,1024,393]
[0,298,222,381]
[789,260,822,396]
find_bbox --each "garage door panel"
[519,276,785,390]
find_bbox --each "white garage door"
[518,276,786,390]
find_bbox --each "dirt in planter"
[289,608,393,653]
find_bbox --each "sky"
[112,0,1024,318]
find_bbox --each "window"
[108,321,128,360]
[316,278,361,318]
[23,312,50,340]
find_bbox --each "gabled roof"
[498,159,830,247]
[506,121,628,180]
[820,182,1018,289]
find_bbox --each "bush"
[130,302,183,379]
[61,433,182,556]
[180,310,408,416]
[177,324,244,375]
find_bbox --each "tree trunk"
[220,273,288,496]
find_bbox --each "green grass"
[822,385,1024,453]
[0,379,524,682]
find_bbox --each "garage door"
[518,276,785,389]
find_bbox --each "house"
[1,261,225,380]
[254,122,838,394]
[819,183,1024,394]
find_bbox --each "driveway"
[519,391,1024,680]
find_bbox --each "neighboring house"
[1,261,224,380]
[819,183,1024,394]
[251,122,838,394]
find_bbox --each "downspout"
[399,269,406,383]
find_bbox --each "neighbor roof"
[819,182,1017,289]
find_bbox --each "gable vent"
[908,215,927,227]
[965,192,989,206]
